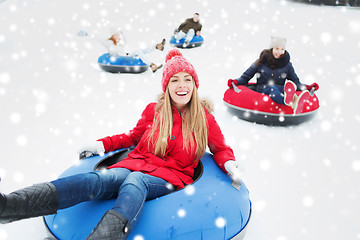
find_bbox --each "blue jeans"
[51,168,175,227]
[257,84,285,104]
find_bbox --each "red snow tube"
[223,83,320,126]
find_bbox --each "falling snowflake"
[134,235,145,240]
[13,171,24,183]
[302,196,314,207]
[321,121,332,132]
[356,74,360,86]
[9,112,21,124]
[282,148,296,165]
[221,9,228,19]
[259,159,271,171]
[323,158,332,167]
[65,59,78,71]
[148,9,156,17]
[16,135,28,147]
[349,20,360,33]
[0,168,6,180]
[0,72,10,84]
[320,32,332,45]
[352,160,360,172]
[177,208,186,218]
[253,200,267,212]
[215,217,226,228]
[48,18,56,26]
[184,185,195,196]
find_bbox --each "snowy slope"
[0,0,359,239]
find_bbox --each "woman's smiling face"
[167,72,194,110]
[272,46,285,59]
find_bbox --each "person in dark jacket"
[174,13,202,47]
[0,49,241,239]
[228,36,319,114]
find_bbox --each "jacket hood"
[201,98,214,114]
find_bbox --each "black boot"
[0,193,6,215]
[86,209,131,240]
[0,182,58,224]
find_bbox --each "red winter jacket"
[98,102,235,189]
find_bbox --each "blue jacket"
[236,50,306,90]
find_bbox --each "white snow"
[0,0,359,239]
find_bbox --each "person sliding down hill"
[174,13,202,48]
[0,49,241,240]
[228,36,319,114]
[82,27,166,73]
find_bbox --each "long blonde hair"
[147,81,210,161]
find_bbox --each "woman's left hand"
[306,82,319,91]
[224,160,242,189]
[77,141,105,160]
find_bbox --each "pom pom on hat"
[161,49,199,92]
[269,36,287,49]
[165,48,183,62]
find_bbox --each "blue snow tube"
[43,148,251,240]
[170,35,204,48]
[98,53,148,73]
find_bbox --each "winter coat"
[97,39,126,56]
[94,33,127,56]
[177,18,202,34]
[99,102,234,189]
[236,50,306,90]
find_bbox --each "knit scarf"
[258,50,290,69]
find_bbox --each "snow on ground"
[0,0,359,239]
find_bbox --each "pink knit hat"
[161,49,199,92]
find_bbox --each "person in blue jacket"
[228,36,319,114]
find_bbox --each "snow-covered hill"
[0,0,359,239]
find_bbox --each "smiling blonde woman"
[0,49,241,240]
